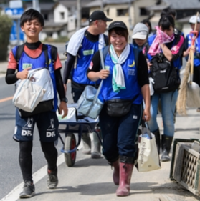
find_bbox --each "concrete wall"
[90,5,133,32]
[133,0,157,24]
[54,4,68,23]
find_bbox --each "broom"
[176,12,199,115]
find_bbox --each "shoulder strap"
[100,46,109,69]
[133,46,140,69]
[42,44,49,67]
[15,44,24,70]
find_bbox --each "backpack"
[150,52,180,93]
[14,44,57,70]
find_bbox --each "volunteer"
[147,15,185,162]
[63,10,112,158]
[87,21,150,197]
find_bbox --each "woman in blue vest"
[87,21,151,197]
[147,15,185,162]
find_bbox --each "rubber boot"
[81,133,91,154]
[116,156,134,197]
[161,135,173,162]
[90,132,101,159]
[111,160,119,185]
[152,129,161,155]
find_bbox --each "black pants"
[71,87,85,103]
[19,141,57,182]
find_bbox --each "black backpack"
[14,44,57,70]
[150,45,181,93]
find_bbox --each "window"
[140,8,148,16]
[117,9,128,16]
[106,9,110,16]
[60,12,65,20]
[43,13,48,20]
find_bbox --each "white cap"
[132,23,148,40]
[189,16,200,24]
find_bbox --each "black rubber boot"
[152,129,161,155]
[161,135,173,162]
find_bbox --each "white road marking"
[0,154,64,201]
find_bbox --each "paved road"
[0,60,73,200]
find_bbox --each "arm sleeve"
[171,35,185,61]
[62,53,75,84]
[54,54,62,70]
[7,51,17,70]
[5,69,18,84]
[137,52,149,87]
[54,68,65,101]
[87,50,101,73]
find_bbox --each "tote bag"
[137,126,161,172]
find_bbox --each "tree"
[0,14,12,61]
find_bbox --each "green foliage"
[0,15,12,61]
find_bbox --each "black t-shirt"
[87,50,149,88]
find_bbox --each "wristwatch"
[61,97,68,103]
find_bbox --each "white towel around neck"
[67,26,105,56]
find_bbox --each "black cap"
[108,21,128,31]
[89,10,113,22]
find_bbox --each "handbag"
[137,124,161,172]
[77,47,108,119]
[13,72,46,113]
[13,68,54,118]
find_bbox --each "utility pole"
[32,0,40,12]
[77,0,81,30]
[100,0,104,11]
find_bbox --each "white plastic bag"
[13,78,46,112]
[13,68,54,112]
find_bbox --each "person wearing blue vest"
[132,23,148,51]
[87,21,151,197]
[147,16,185,162]
[5,9,68,198]
[184,16,200,112]
[63,10,112,158]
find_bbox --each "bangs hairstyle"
[20,9,44,27]
[158,15,175,31]
[108,27,128,43]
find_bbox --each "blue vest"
[12,45,58,111]
[147,34,182,70]
[98,45,143,104]
[72,36,100,85]
[187,33,200,67]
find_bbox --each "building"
[24,0,92,41]
[85,0,157,35]
[147,0,200,34]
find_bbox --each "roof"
[56,0,92,8]
[85,0,135,7]
[147,5,168,11]
[25,3,55,11]
[163,0,200,9]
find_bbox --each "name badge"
[83,49,94,56]
[22,63,32,69]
